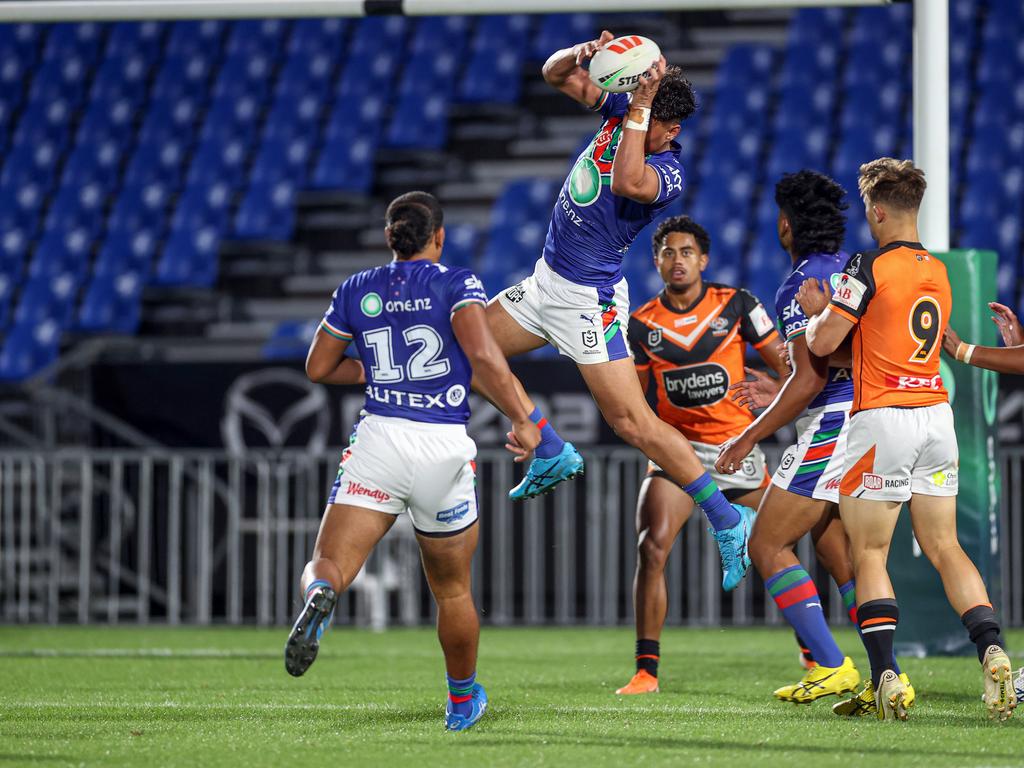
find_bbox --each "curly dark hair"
[773,170,848,257]
[651,66,698,125]
[652,215,710,254]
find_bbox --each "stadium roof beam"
[0,0,946,249]
[0,0,895,22]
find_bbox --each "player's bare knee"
[637,529,670,572]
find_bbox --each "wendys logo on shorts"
[863,473,884,491]
[825,478,841,491]
[662,363,729,408]
[345,481,391,503]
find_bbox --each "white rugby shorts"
[327,414,478,536]
[649,440,768,496]
[839,402,958,502]
[771,404,851,503]
[496,257,631,364]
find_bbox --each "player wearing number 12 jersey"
[285,192,541,733]
[801,158,1014,722]
[615,216,787,695]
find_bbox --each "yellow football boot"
[616,670,659,695]
[876,669,908,721]
[773,656,860,703]
[981,645,1017,722]
[833,673,916,717]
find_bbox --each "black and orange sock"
[961,603,1004,662]
[858,598,899,688]
[636,638,659,678]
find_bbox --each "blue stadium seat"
[335,48,399,100]
[138,97,201,145]
[225,18,288,57]
[250,136,313,186]
[532,14,594,61]
[107,181,170,233]
[0,318,61,380]
[262,91,322,142]
[287,18,347,55]
[170,182,233,232]
[200,94,262,146]
[28,227,93,280]
[213,53,275,101]
[409,16,469,55]
[90,53,151,102]
[277,50,337,98]
[778,43,838,91]
[788,8,846,46]
[43,182,106,236]
[263,319,319,360]
[123,140,187,187]
[233,180,297,241]
[775,82,835,132]
[187,137,249,187]
[310,135,377,191]
[0,23,46,61]
[458,16,529,103]
[165,20,226,57]
[28,56,91,105]
[1,139,62,190]
[11,98,74,147]
[155,226,221,286]
[96,227,159,277]
[385,92,449,149]
[0,184,44,238]
[105,21,165,58]
[442,224,479,271]
[43,22,103,62]
[14,272,79,329]
[76,97,137,144]
[717,45,774,88]
[151,54,215,101]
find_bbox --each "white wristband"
[963,344,976,364]
[625,106,650,131]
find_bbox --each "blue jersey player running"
[284,192,540,733]
[488,30,754,590]
[717,171,914,714]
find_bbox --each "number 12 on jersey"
[363,326,451,383]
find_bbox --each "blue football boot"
[710,504,754,592]
[508,442,585,501]
[284,586,336,677]
[445,683,488,732]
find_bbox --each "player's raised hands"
[729,366,780,411]
[777,341,792,370]
[631,55,668,108]
[575,30,614,67]
[989,302,1023,346]
[795,277,831,318]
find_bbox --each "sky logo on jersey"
[436,501,470,524]
[662,363,729,408]
[360,292,383,317]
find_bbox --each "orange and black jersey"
[628,283,779,445]
[829,241,952,414]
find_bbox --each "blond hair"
[857,157,927,211]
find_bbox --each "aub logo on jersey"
[661,363,729,408]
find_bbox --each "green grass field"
[1,626,1021,767]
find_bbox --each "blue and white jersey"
[775,251,854,410]
[320,260,488,424]
[543,92,685,288]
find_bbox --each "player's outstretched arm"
[943,326,1024,374]
[542,29,613,107]
[715,335,828,475]
[305,329,365,385]
[452,304,541,453]
[609,58,667,204]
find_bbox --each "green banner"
[891,249,1001,656]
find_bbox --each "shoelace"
[712,528,739,571]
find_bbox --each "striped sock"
[529,407,565,459]
[839,579,900,674]
[858,598,899,688]
[795,632,815,666]
[447,672,476,718]
[682,472,740,531]
[636,638,659,678]
[766,566,844,668]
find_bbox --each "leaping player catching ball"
[492,31,755,589]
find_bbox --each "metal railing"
[1,446,1021,627]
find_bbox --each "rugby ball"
[588,35,662,93]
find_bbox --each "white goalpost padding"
[0,0,949,249]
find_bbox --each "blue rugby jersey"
[542,92,685,287]
[775,252,855,409]
[320,260,488,424]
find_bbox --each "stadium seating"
[0,3,1020,376]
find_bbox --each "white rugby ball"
[588,35,662,93]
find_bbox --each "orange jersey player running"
[799,157,1016,722]
[615,215,788,695]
